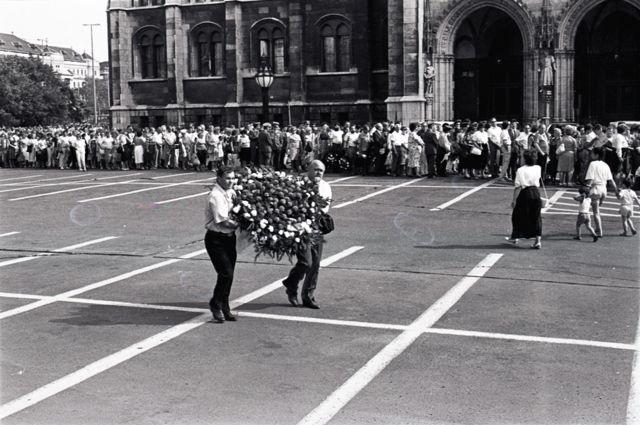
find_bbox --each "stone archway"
[555,0,640,122]
[431,0,537,121]
[557,0,640,50]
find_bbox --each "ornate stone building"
[107,0,640,127]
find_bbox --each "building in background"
[0,32,102,90]
[106,0,640,128]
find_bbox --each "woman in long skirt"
[506,149,543,249]
[556,127,577,187]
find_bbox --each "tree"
[78,76,109,123]
[0,55,83,126]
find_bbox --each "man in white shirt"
[282,160,332,309]
[74,133,87,172]
[499,121,512,180]
[487,117,502,177]
[204,167,239,323]
[585,147,620,237]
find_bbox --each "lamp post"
[83,23,100,125]
[254,57,274,123]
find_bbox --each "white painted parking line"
[0,249,206,320]
[544,211,637,219]
[0,231,20,238]
[0,290,636,351]
[92,172,143,180]
[154,191,209,205]
[34,174,94,182]
[0,314,209,420]
[0,245,362,419]
[297,253,503,425]
[150,172,196,180]
[627,313,640,424]
[0,174,43,182]
[424,328,638,351]
[8,180,139,201]
[326,176,358,184]
[430,178,498,211]
[0,236,118,269]
[541,189,566,214]
[333,178,426,209]
[77,178,214,203]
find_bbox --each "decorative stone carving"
[424,60,435,95]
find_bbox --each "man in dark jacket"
[370,123,387,176]
[258,123,273,167]
[421,123,439,178]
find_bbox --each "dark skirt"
[511,186,542,239]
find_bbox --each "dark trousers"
[204,230,237,311]
[259,150,272,167]
[283,242,324,302]
[426,154,436,177]
[489,142,501,177]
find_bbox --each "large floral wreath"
[230,169,329,261]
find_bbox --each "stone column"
[432,53,453,120]
[224,1,242,125]
[385,0,425,123]
[165,1,184,125]
[553,50,575,122]
[117,10,133,108]
[523,51,539,123]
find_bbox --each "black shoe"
[592,235,599,242]
[286,290,300,307]
[222,302,237,321]
[302,299,320,309]
[210,308,225,323]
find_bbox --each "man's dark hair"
[409,122,418,132]
[530,125,538,133]
[592,147,605,160]
[216,165,237,177]
[523,149,538,166]
[501,121,509,129]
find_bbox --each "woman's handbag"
[470,146,482,156]
[556,143,566,155]
[318,213,335,235]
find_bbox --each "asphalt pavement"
[0,168,638,425]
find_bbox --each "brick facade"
[107,0,640,128]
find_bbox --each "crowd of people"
[1,119,639,188]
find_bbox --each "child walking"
[573,186,599,242]
[617,179,640,236]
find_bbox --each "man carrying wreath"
[282,160,332,309]
[204,166,240,323]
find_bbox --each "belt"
[207,229,234,237]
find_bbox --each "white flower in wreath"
[250,210,257,217]
[232,205,241,214]
[278,230,284,235]
[272,235,278,242]
[268,225,274,232]
[294,237,301,243]
[243,212,251,218]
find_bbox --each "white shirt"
[585,131,597,144]
[345,132,359,148]
[576,196,591,214]
[514,165,541,188]
[318,179,332,214]
[472,130,489,145]
[487,126,502,146]
[619,189,638,209]
[612,134,626,158]
[205,184,234,233]
[500,129,511,147]
[585,160,613,192]
[238,135,250,149]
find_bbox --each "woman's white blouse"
[514,165,541,188]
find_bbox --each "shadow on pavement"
[49,304,197,326]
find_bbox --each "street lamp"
[255,57,274,123]
[83,23,100,126]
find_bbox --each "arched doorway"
[453,7,523,121]
[575,0,640,123]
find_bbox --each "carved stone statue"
[538,53,555,88]
[424,60,435,95]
